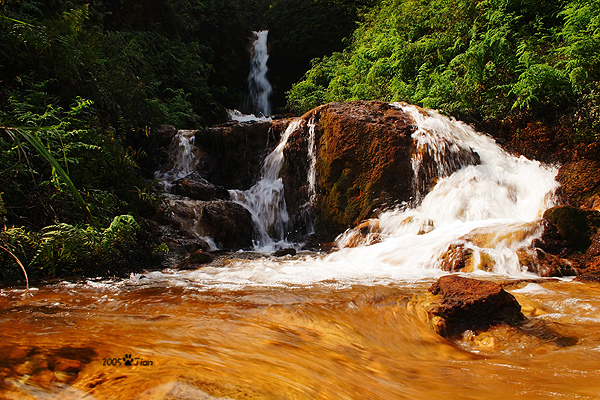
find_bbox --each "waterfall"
[230,119,304,250]
[154,130,197,192]
[149,102,560,284]
[330,103,559,277]
[247,30,273,117]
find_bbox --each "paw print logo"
[123,354,134,366]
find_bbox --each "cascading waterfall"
[330,103,559,278]
[294,116,318,235]
[247,30,273,117]
[154,130,197,192]
[151,102,559,283]
[230,119,304,250]
[154,130,219,251]
[407,104,481,202]
[185,102,560,285]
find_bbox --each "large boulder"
[425,275,525,338]
[282,101,480,240]
[539,205,600,255]
[195,201,255,250]
[161,198,255,251]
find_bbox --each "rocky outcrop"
[540,205,600,254]
[161,198,255,252]
[195,201,255,251]
[193,119,289,190]
[282,101,479,240]
[425,275,526,338]
[173,174,230,201]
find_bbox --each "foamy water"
[149,103,559,287]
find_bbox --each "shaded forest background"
[0,0,598,280]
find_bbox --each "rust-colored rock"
[281,101,480,240]
[439,244,474,272]
[533,249,576,277]
[336,219,383,248]
[556,160,600,207]
[426,275,525,337]
[575,258,600,283]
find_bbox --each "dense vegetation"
[2,0,599,283]
[0,0,367,282]
[287,0,600,160]
[0,0,266,281]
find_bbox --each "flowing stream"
[1,104,600,399]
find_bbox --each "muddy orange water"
[1,272,600,400]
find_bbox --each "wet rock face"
[426,275,525,338]
[160,198,255,252]
[282,101,412,239]
[196,201,255,250]
[313,102,415,238]
[193,120,285,190]
[281,100,482,240]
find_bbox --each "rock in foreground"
[425,275,525,338]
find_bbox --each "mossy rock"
[543,205,599,252]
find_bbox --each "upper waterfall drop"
[247,30,273,117]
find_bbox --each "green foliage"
[287,0,598,137]
[0,215,140,279]
[0,92,144,228]
[0,0,275,279]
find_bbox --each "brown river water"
[1,267,599,400]
[3,103,600,399]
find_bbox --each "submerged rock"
[179,249,214,269]
[272,248,296,257]
[425,275,525,338]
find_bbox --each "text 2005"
[103,358,122,366]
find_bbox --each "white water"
[247,30,273,117]
[331,103,559,277]
[154,130,197,192]
[145,103,559,287]
[227,108,271,122]
[230,119,305,250]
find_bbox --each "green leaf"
[6,127,97,226]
